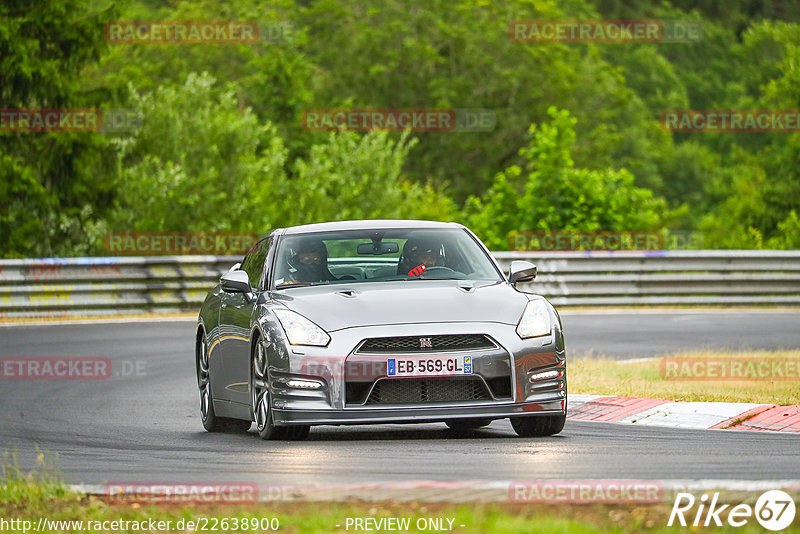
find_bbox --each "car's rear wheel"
[510,414,566,437]
[198,332,250,433]
[445,418,492,431]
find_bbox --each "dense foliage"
[1,0,798,256]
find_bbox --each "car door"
[215,236,272,406]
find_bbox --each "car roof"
[279,219,465,235]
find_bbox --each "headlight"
[516,299,551,339]
[274,309,330,347]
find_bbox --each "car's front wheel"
[510,414,566,437]
[198,332,250,433]
[252,341,286,440]
[251,340,311,441]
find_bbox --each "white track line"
[618,401,767,428]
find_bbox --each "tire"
[510,413,566,437]
[251,340,287,440]
[197,331,243,432]
[445,419,492,431]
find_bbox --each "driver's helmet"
[289,238,330,282]
[403,237,443,273]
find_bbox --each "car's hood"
[271,280,530,332]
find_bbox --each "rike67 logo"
[668,490,796,531]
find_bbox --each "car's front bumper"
[273,398,565,425]
[262,320,567,426]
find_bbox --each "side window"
[241,237,271,288]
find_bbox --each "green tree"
[299,0,580,199]
[0,0,114,257]
[87,0,317,159]
[107,73,288,236]
[108,73,455,242]
[289,130,456,226]
[465,108,667,249]
[699,21,800,248]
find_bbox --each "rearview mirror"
[357,242,399,255]
[509,260,537,285]
[220,270,252,293]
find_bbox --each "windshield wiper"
[275,281,330,290]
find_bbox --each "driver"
[289,238,336,283]
[400,237,444,277]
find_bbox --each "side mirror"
[509,260,537,285]
[220,270,252,294]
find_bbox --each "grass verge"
[3,482,799,533]
[569,350,800,404]
[4,452,800,532]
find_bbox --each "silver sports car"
[195,220,566,440]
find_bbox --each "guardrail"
[494,250,800,307]
[0,251,798,318]
[0,256,238,318]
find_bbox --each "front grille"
[346,382,372,405]
[485,376,512,399]
[365,377,492,405]
[357,334,494,354]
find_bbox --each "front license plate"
[387,356,472,377]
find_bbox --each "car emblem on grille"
[419,337,433,348]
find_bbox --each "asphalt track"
[0,311,799,486]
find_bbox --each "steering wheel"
[338,275,358,281]
[419,266,461,278]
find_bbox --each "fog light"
[286,379,323,390]
[528,370,561,382]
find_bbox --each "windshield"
[272,228,502,288]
